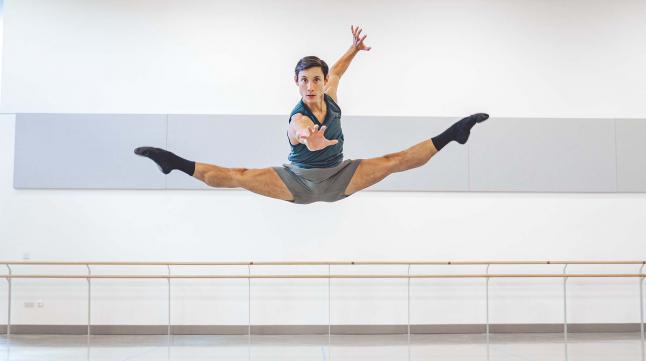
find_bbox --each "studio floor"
[0,332,643,361]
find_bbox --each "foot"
[134,146,174,174]
[454,113,489,144]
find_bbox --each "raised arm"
[324,25,372,102]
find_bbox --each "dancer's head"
[294,56,329,104]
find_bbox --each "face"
[295,67,328,104]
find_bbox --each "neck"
[304,95,325,112]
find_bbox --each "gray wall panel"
[14,114,639,193]
[166,115,289,189]
[14,114,167,189]
[469,118,616,192]
[616,119,646,192]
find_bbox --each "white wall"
[1,0,645,327]
[2,0,645,117]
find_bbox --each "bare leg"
[344,113,489,195]
[344,139,438,195]
[193,162,294,201]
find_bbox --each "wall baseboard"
[1,323,640,335]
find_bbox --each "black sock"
[134,147,195,176]
[431,113,489,151]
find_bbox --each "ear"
[294,75,299,85]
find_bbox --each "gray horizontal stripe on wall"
[13,114,646,192]
[3,323,642,335]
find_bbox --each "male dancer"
[135,26,488,204]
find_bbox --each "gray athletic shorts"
[273,159,362,204]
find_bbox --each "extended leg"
[344,113,488,195]
[193,162,293,201]
[344,139,438,195]
[134,147,293,201]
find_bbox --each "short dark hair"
[294,56,329,79]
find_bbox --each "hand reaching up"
[351,25,372,51]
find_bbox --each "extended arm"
[324,25,372,102]
[288,114,339,151]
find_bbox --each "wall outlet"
[37,300,44,308]
[24,301,34,308]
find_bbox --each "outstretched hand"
[351,25,371,51]
[299,125,339,151]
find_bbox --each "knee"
[383,152,407,173]
[204,168,246,188]
[386,150,425,173]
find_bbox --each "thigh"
[344,156,396,196]
[237,168,294,201]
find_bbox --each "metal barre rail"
[1,273,645,279]
[1,259,645,361]
[1,260,645,266]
